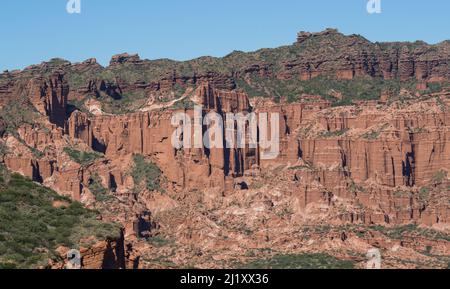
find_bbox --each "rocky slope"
[0,165,131,269]
[0,29,449,269]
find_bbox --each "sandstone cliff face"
[29,71,69,128]
[51,232,139,269]
[62,85,450,227]
[66,84,257,192]
[3,74,448,227]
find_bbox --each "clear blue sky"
[0,0,449,71]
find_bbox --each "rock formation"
[0,29,449,269]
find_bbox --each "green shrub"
[361,124,389,140]
[88,174,111,202]
[393,190,407,198]
[63,147,103,167]
[362,131,380,140]
[0,142,9,157]
[235,74,417,106]
[147,236,172,248]
[319,129,348,138]
[419,187,430,201]
[288,165,312,171]
[432,170,447,184]
[349,181,366,194]
[370,224,450,241]
[239,253,355,269]
[131,155,162,192]
[171,98,196,110]
[0,100,38,133]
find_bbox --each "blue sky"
[0,0,449,71]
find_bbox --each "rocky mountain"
[0,29,449,269]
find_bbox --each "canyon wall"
[0,30,448,231]
[1,72,448,227]
[62,85,450,226]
